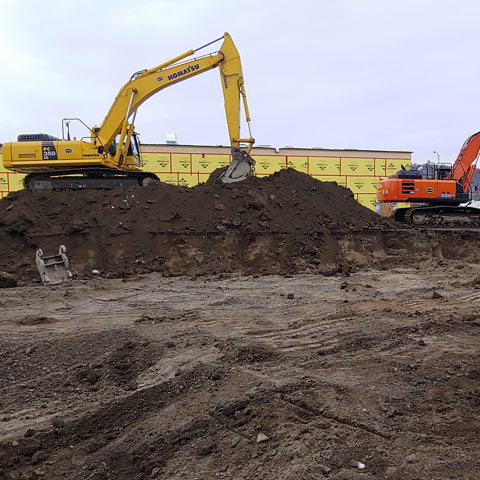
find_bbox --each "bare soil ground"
[0,171,479,478]
[0,264,479,479]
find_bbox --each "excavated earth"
[0,168,389,280]
[0,168,479,479]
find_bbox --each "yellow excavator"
[2,33,255,191]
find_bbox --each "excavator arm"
[446,130,480,192]
[95,33,255,181]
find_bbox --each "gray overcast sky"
[1,0,479,165]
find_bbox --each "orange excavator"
[377,131,480,225]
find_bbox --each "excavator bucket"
[220,147,255,183]
[36,245,72,285]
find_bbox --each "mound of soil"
[0,169,390,280]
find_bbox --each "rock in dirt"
[31,450,48,464]
[52,417,65,429]
[230,436,241,448]
[196,438,217,456]
[18,438,41,457]
[0,271,17,288]
[256,432,269,443]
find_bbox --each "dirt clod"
[18,438,41,457]
[51,418,65,429]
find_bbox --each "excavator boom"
[446,131,480,191]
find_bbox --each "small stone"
[52,417,65,429]
[197,438,216,456]
[31,450,48,464]
[231,437,240,448]
[432,291,443,299]
[25,346,35,355]
[318,463,331,474]
[287,293,294,299]
[193,253,205,264]
[357,461,366,470]
[18,438,41,457]
[256,433,269,443]
[24,428,35,438]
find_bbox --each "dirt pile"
[0,169,390,280]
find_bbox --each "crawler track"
[394,205,480,227]
[24,168,159,191]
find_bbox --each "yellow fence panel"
[8,173,25,191]
[0,173,9,190]
[286,156,308,173]
[357,194,377,211]
[192,153,230,172]
[309,157,341,175]
[346,176,380,194]
[386,159,410,177]
[254,155,286,174]
[157,173,178,185]
[341,158,375,176]
[171,153,191,172]
[178,174,199,187]
[375,158,387,177]
[142,153,171,172]
[367,177,383,193]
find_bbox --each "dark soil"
[1,168,479,479]
[0,169,390,281]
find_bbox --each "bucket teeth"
[220,147,255,183]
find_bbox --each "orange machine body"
[377,177,463,205]
[377,131,480,207]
